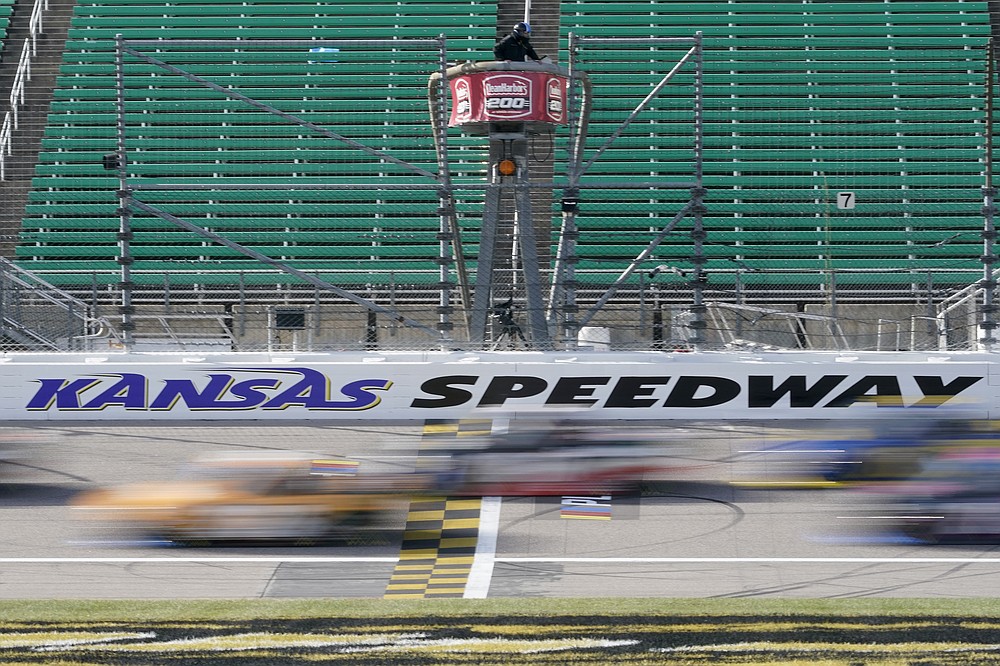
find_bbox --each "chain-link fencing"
[4,34,1000,352]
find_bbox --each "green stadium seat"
[18,0,996,295]
[553,0,991,287]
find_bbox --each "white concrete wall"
[1,349,996,421]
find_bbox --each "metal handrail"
[9,39,31,131]
[0,112,11,180]
[0,256,92,309]
[28,0,47,56]
[0,257,122,349]
[0,0,50,179]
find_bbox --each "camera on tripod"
[490,297,516,326]
[489,297,528,348]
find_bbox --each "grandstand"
[559,1,992,291]
[21,0,498,289]
[0,0,997,351]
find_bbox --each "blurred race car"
[425,425,668,496]
[734,415,999,489]
[860,446,1000,544]
[71,452,418,545]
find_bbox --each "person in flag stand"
[494,22,542,62]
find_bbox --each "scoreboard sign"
[449,71,567,127]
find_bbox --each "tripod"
[490,300,530,350]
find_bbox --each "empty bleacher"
[559,1,992,294]
[18,0,496,292]
[14,0,998,302]
[0,0,12,49]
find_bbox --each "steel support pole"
[547,31,583,347]
[982,38,997,350]
[470,173,503,345]
[513,150,552,348]
[548,197,579,346]
[433,35,456,348]
[0,259,5,340]
[687,31,707,349]
[114,34,134,350]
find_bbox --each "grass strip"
[1,597,1000,622]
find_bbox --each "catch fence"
[7,35,1000,352]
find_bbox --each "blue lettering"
[225,378,282,408]
[25,368,392,412]
[26,377,102,410]
[262,369,391,410]
[148,374,282,410]
[336,378,394,410]
[79,373,148,410]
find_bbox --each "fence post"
[0,258,5,341]
[114,34,135,350]
[687,32,707,349]
[433,34,458,349]
[981,38,998,350]
[828,271,838,348]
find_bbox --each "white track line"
[4,556,1000,564]
[460,418,507,598]
[464,496,502,598]
[494,557,1000,564]
[0,557,399,563]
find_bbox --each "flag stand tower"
[433,59,572,349]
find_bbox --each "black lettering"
[477,375,548,407]
[824,375,902,408]
[411,375,477,409]
[663,376,741,408]
[545,377,610,406]
[605,376,670,408]
[747,375,847,408]
[912,375,983,406]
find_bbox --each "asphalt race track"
[3,420,1000,599]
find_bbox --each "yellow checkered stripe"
[384,496,483,598]
[384,419,491,599]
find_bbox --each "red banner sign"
[449,71,567,127]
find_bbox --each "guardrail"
[0,256,122,350]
